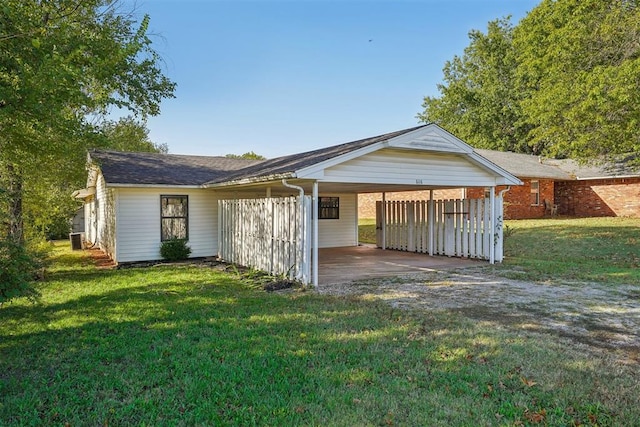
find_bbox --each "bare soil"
[316,268,640,365]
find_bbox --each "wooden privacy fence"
[377,197,505,262]
[218,196,312,284]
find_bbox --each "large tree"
[0,0,176,242]
[419,18,531,153]
[513,0,640,160]
[420,0,640,164]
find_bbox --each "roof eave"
[203,172,297,188]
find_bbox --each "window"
[530,180,540,205]
[161,195,188,240]
[318,197,339,219]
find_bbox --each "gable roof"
[203,125,427,185]
[89,150,261,186]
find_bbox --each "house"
[359,150,640,220]
[74,124,521,287]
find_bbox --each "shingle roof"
[204,125,428,185]
[89,150,262,186]
[546,156,640,179]
[474,149,572,180]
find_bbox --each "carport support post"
[381,192,386,250]
[428,190,434,256]
[489,186,495,264]
[312,181,319,288]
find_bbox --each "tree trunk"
[1,164,24,244]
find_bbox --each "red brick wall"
[555,177,640,217]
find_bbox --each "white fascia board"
[295,141,388,179]
[72,187,96,199]
[204,172,295,188]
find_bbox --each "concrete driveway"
[318,245,480,285]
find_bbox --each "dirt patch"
[316,268,640,365]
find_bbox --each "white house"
[74,124,521,287]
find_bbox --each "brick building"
[359,150,640,220]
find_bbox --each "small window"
[530,180,540,205]
[318,197,339,219]
[161,195,188,241]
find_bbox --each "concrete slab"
[318,245,481,285]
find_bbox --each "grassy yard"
[360,216,640,285]
[1,240,639,426]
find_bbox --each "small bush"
[0,239,44,304]
[160,239,192,261]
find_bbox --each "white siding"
[318,193,357,248]
[115,188,217,263]
[322,149,498,187]
[91,173,117,259]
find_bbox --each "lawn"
[1,238,639,426]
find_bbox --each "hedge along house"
[74,124,521,287]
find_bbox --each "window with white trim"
[161,195,188,240]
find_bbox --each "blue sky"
[130,0,540,158]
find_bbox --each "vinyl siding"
[115,188,217,263]
[318,193,357,248]
[92,173,117,259]
[322,149,498,187]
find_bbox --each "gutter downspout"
[498,186,511,199]
[281,179,308,285]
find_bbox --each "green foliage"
[0,239,45,304]
[420,0,640,164]
[225,151,267,160]
[419,18,532,153]
[97,116,168,153]
[0,1,175,243]
[159,239,192,261]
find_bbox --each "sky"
[126,0,540,158]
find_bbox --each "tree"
[420,0,640,165]
[225,151,267,160]
[0,0,176,242]
[98,116,168,154]
[418,18,532,153]
[513,0,640,162]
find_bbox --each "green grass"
[1,242,639,425]
[498,217,640,285]
[358,218,377,244]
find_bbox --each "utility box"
[69,232,83,250]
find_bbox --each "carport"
[209,124,522,288]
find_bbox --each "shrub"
[0,239,44,304]
[160,239,192,261]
